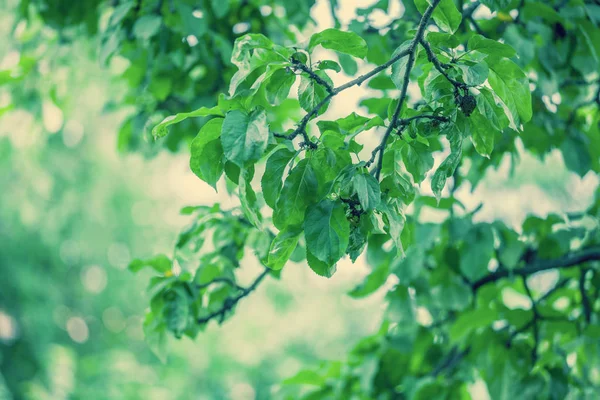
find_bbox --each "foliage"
[4,0,600,398]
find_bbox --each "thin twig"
[197,268,270,325]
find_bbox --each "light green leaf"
[267,227,302,270]
[318,60,342,72]
[431,131,462,202]
[458,61,489,86]
[348,264,389,298]
[298,71,332,114]
[391,41,412,90]
[239,168,262,228]
[467,34,516,58]
[221,108,269,167]
[415,0,462,33]
[487,57,532,126]
[190,118,224,189]
[210,0,230,18]
[133,15,162,40]
[378,202,405,256]
[308,28,368,58]
[153,106,223,138]
[427,32,460,48]
[352,172,381,211]
[129,254,172,273]
[265,68,296,106]
[304,199,350,266]
[477,87,509,131]
[143,313,168,363]
[261,147,295,209]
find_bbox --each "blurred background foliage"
[0,0,384,398]
[1,0,599,399]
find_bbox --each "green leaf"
[210,0,230,19]
[153,106,223,138]
[283,370,326,386]
[426,32,460,48]
[458,61,489,86]
[261,147,295,209]
[431,131,462,202]
[318,60,342,72]
[129,254,172,273]
[561,135,592,178]
[477,87,509,131]
[348,264,389,298]
[352,172,381,211]
[449,307,498,342]
[273,159,319,229]
[298,71,332,114]
[267,227,302,270]
[306,248,337,277]
[391,41,412,90]
[415,0,462,34]
[487,57,532,126]
[265,68,296,106]
[143,313,168,363]
[378,202,405,256]
[467,34,516,58]
[309,28,368,58]
[221,108,269,167]
[239,168,262,228]
[304,199,350,267]
[470,110,496,158]
[460,224,494,281]
[190,118,224,189]
[163,288,189,338]
[380,150,416,203]
[133,15,162,40]
[400,141,434,184]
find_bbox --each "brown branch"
[197,268,270,325]
[472,246,600,291]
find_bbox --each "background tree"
[2,0,600,398]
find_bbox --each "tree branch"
[420,39,467,90]
[196,268,270,325]
[372,0,443,180]
[472,246,600,291]
[291,58,334,94]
